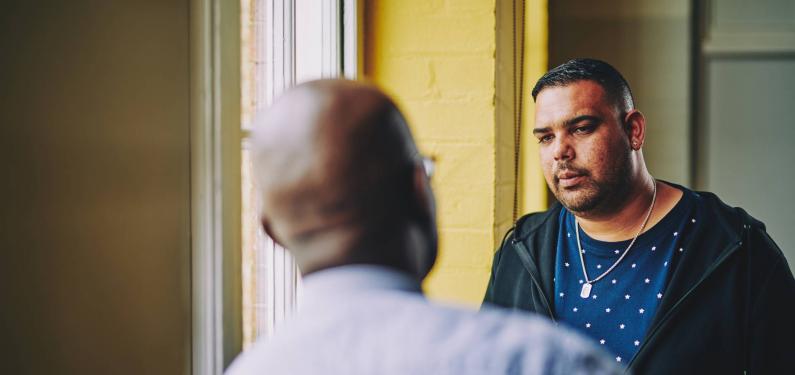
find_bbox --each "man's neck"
[575,179,682,242]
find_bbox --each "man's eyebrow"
[564,115,601,126]
[532,115,602,135]
[532,126,550,135]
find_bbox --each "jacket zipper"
[627,240,743,370]
[512,239,556,322]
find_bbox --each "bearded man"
[483,58,795,374]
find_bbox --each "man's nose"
[552,136,574,161]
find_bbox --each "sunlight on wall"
[364,0,547,305]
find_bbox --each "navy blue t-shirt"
[554,186,698,365]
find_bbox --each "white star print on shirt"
[573,307,578,312]
[559,292,564,297]
[556,195,693,366]
[616,356,622,362]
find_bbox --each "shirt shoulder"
[227,293,621,375]
[472,306,623,375]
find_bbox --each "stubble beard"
[550,149,633,216]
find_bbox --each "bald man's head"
[252,80,437,280]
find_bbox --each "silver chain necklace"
[576,181,657,298]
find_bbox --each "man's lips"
[557,171,582,179]
[556,170,587,188]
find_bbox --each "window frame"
[190,0,360,373]
[190,0,242,373]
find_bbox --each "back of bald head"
[252,80,435,277]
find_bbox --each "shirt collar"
[301,265,423,306]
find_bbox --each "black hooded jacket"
[483,186,795,374]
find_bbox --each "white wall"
[697,0,795,271]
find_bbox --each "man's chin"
[554,189,600,214]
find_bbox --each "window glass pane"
[240,0,303,348]
[241,145,302,348]
[240,0,340,348]
[296,0,324,82]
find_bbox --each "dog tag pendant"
[580,283,592,298]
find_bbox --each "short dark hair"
[531,58,635,113]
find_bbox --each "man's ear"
[624,109,647,150]
[411,163,435,219]
[410,161,438,279]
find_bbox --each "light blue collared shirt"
[226,265,621,375]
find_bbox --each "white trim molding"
[191,0,242,373]
[321,0,341,77]
[702,0,795,57]
[342,0,361,79]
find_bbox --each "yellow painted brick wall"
[521,0,549,215]
[364,0,547,305]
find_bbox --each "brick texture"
[364,0,547,304]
